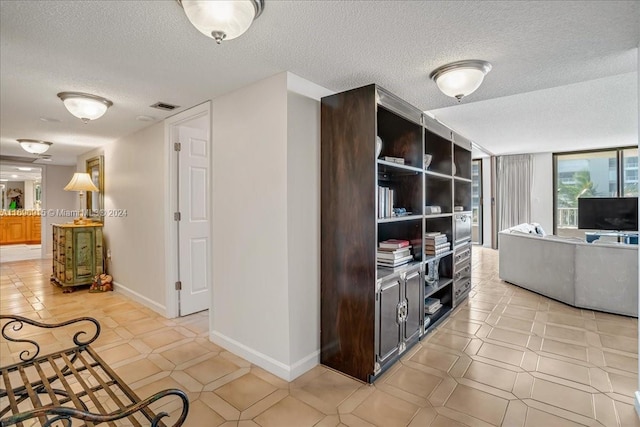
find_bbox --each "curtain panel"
[497,154,532,232]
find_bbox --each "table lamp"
[64,172,99,225]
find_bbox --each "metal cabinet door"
[403,270,422,342]
[376,278,402,366]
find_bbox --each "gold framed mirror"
[86,155,104,222]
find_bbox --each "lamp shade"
[179,0,264,44]
[17,139,52,154]
[64,173,99,192]
[430,60,492,100]
[57,92,113,123]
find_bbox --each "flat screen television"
[577,197,638,231]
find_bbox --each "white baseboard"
[112,280,166,316]
[635,391,640,418]
[210,330,319,382]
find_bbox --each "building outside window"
[554,147,638,237]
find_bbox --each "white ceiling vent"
[150,102,180,111]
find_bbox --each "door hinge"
[175,281,182,290]
[174,142,181,151]
[174,212,181,221]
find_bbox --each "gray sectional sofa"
[498,229,638,317]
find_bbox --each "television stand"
[585,231,638,244]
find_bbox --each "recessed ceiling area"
[0,165,42,183]
[0,1,638,164]
[430,72,638,156]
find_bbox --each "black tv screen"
[577,197,638,231]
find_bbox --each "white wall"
[76,124,167,313]
[42,165,76,256]
[209,72,332,380]
[210,73,292,369]
[107,123,166,310]
[286,89,321,370]
[481,157,492,247]
[23,181,34,209]
[531,152,553,234]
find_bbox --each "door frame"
[164,101,212,318]
[471,158,483,245]
[0,161,45,258]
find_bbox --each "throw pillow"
[531,222,546,236]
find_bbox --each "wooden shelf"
[378,214,422,224]
[321,84,470,383]
[425,170,453,180]
[377,159,423,174]
[424,277,453,299]
[424,306,452,334]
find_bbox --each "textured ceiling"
[0,0,638,164]
[431,72,638,155]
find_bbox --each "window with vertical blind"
[553,147,639,237]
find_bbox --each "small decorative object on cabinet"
[51,223,104,289]
[321,84,472,382]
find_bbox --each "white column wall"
[531,152,553,234]
[481,157,492,247]
[210,73,292,372]
[76,124,167,313]
[285,75,332,376]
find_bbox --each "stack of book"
[377,239,413,268]
[424,232,450,257]
[424,297,442,315]
[383,156,405,165]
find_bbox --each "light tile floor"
[1,247,639,426]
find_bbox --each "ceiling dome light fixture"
[57,92,113,123]
[17,139,53,154]
[429,60,492,101]
[177,0,264,44]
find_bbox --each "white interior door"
[177,121,210,315]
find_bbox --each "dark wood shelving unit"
[321,84,472,383]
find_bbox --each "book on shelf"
[425,297,440,307]
[424,249,449,257]
[425,236,448,245]
[424,232,442,237]
[379,239,410,249]
[377,186,395,218]
[424,206,441,215]
[425,303,443,315]
[425,242,450,250]
[377,248,411,260]
[378,245,412,254]
[383,156,405,165]
[425,246,450,256]
[424,297,442,314]
[377,254,414,267]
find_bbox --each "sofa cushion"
[505,222,547,236]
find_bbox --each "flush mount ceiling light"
[177,0,264,44]
[429,60,492,101]
[17,139,53,154]
[57,92,113,123]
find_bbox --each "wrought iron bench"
[0,315,189,426]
